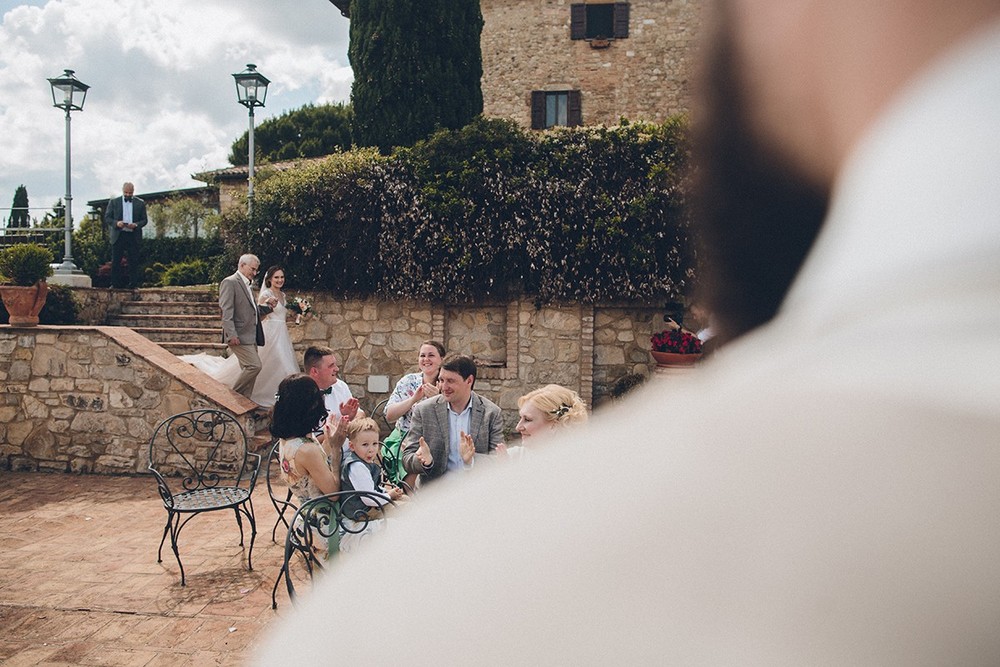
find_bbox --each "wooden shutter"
[613,3,630,39]
[570,4,586,40]
[568,91,582,127]
[531,91,546,130]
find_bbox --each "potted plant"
[650,325,703,367]
[0,243,54,327]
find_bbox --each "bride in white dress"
[180,266,300,407]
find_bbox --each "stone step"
[108,314,222,329]
[128,288,217,304]
[119,300,219,316]
[161,341,229,356]
[129,327,222,343]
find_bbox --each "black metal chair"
[147,409,261,586]
[272,489,394,608]
[372,397,392,431]
[266,439,299,543]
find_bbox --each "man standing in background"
[103,182,147,289]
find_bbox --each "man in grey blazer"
[219,254,265,399]
[103,182,148,288]
[402,354,504,484]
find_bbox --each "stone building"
[480,0,702,128]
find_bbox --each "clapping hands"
[323,414,350,450]
[459,431,475,464]
[340,397,360,421]
[416,437,433,468]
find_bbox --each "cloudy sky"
[0,0,352,223]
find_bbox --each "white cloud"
[0,0,352,221]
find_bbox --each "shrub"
[0,243,54,286]
[221,116,693,304]
[38,283,79,324]
[160,259,210,286]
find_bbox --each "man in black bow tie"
[304,345,362,447]
[103,182,147,289]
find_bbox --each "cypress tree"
[349,0,484,153]
[8,185,29,228]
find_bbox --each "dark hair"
[421,340,445,357]
[303,345,335,373]
[262,266,284,288]
[270,374,328,439]
[441,354,477,384]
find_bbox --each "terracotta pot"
[650,350,702,367]
[0,281,48,327]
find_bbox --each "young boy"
[339,418,403,552]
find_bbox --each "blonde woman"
[498,384,588,459]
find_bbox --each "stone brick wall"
[284,294,664,433]
[0,326,254,474]
[480,0,702,127]
[2,292,669,472]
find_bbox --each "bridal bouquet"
[286,296,313,325]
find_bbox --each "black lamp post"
[232,64,269,218]
[47,69,89,281]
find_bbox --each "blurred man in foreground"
[258,0,1000,663]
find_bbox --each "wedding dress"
[179,287,300,407]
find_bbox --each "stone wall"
[2,292,668,472]
[480,0,702,127]
[281,294,664,432]
[0,326,255,474]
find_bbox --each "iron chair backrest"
[372,397,392,430]
[148,409,259,508]
[282,489,394,604]
[266,439,299,542]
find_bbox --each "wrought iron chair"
[265,439,298,543]
[272,489,394,609]
[372,397,392,431]
[147,409,261,586]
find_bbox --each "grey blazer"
[401,392,505,482]
[103,196,148,244]
[218,272,263,346]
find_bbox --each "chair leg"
[245,497,257,572]
[234,507,245,546]
[168,514,189,587]
[156,511,173,563]
[271,562,286,610]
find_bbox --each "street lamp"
[232,64,269,218]
[47,68,90,284]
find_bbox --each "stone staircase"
[106,288,227,357]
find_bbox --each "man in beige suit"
[218,254,264,399]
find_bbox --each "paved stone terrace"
[0,472,292,666]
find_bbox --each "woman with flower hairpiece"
[179,265,299,407]
[497,384,588,460]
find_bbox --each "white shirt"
[122,197,133,227]
[446,398,472,471]
[256,22,1000,666]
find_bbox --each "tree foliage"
[7,185,29,228]
[228,103,353,166]
[223,116,693,304]
[148,197,219,239]
[349,0,484,152]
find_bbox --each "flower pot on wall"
[0,281,49,326]
[650,350,702,368]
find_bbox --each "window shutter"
[568,90,582,127]
[570,4,586,40]
[613,3,630,39]
[531,91,546,130]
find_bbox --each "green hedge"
[223,116,693,303]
